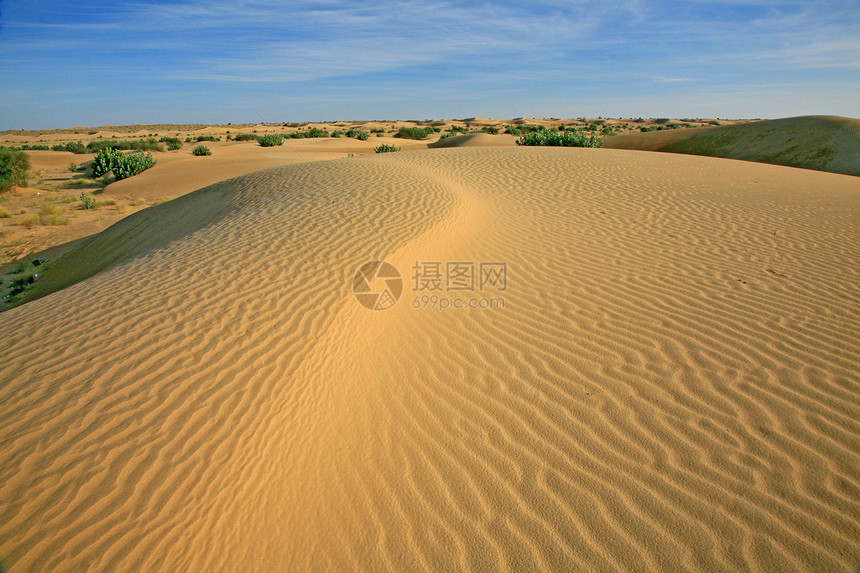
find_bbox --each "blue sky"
[1,0,858,129]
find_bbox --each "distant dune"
[605,115,860,176]
[2,147,858,571]
[428,133,518,148]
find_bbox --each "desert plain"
[0,116,858,571]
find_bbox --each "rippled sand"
[1,147,858,571]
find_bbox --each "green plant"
[80,192,95,209]
[346,129,370,140]
[374,144,400,153]
[192,144,212,156]
[113,151,155,180]
[393,127,433,140]
[0,207,11,217]
[516,128,603,148]
[258,134,284,147]
[159,136,183,150]
[233,133,259,141]
[63,141,87,154]
[68,162,78,172]
[0,149,30,192]
[370,128,385,134]
[86,139,162,153]
[480,126,498,135]
[91,148,124,178]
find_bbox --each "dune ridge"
[605,115,860,176]
[1,148,858,571]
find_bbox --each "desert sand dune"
[605,115,860,176]
[1,147,858,571]
[428,133,519,148]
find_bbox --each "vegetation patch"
[0,149,30,192]
[91,148,155,180]
[258,134,284,147]
[393,127,435,140]
[192,145,212,156]
[516,128,603,148]
[346,129,370,140]
[375,144,400,153]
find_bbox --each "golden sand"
[1,146,858,571]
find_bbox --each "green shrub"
[91,148,124,178]
[159,136,183,150]
[192,144,212,156]
[113,151,155,180]
[0,149,30,192]
[370,128,385,134]
[331,130,344,138]
[20,144,50,151]
[80,191,95,209]
[64,141,87,154]
[393,127,433,140]
[516,128,603,148]
[258,134,284,147]
[86,138,162,153]
[69,162,78,172]
[287,127,328,139]
[233,133,259,141]
[480,126,498,135]
[51,144,65,151]
[374,144,399,153]
[346,129,369,140]
[0,207,12,217]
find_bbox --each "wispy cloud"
[0,0,857,127]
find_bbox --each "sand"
[1,146,858,571]
[605,115,860,176]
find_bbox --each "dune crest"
[1,148,859,571]
[605,115,860,176]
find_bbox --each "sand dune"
[428,133,518,148]
[605,115,860,176]
[1,147,859,571]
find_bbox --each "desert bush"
[20,144,50,150]
[370,128,385,134]
[0,149,30,192]
[258,134,284,147]
[233,133,259,141]
[68,162,78,172]
[91,148,124,178]
[393,127,433,140]
[80,192,96,209]
[516,128,603,148]
[374,144,399,153]
[331,130,344,138]
[39,203,68,225]
[19,214,40,228]
[86,139,162,153]
[159,136,183,150]
[480,126,498,135]
[192,145,212,156]
[0,207,11,218]
[113,151,155,180]
[346,129,369,140]
[288,127,328,139]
